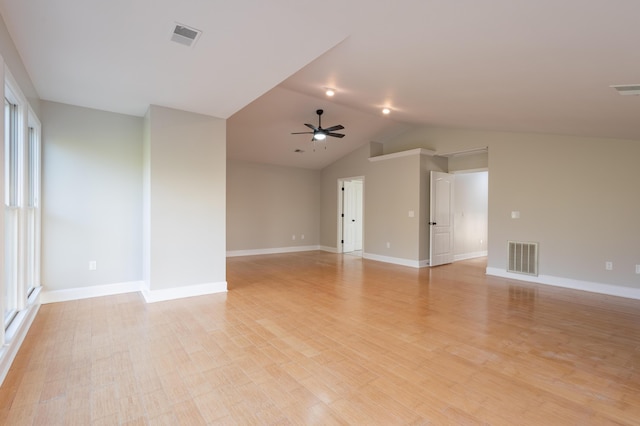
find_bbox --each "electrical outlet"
[605,261,613,271]
[292,234,296,241]
[301,234,305,240]
[636,265,640,274]
[89,261,97,271]
[386,242,391,249]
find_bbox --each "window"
[3,95,19,325]
[2,67,40,332]
[25,111,41,298]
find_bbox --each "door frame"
[431,146,489,266]
[337,176,364,254]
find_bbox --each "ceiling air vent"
[171,23,202,47]
[610,84,640,96]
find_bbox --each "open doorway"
[337,177,364,255]
[452,170,488,261]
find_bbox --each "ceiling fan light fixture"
[291,109,345,142]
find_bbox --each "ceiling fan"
[291,109,345,141]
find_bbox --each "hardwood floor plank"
[2,252,640,424]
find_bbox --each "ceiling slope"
[2,0,640,170]
[0,0,348,117]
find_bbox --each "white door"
[429,171,454,266]
[341,179,363,253]
[343,181,355,253]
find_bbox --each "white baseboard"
[40,280,144,304]
[226,245,321,257]
[142,281,227,304]
[319,245,338,253]
[486,267,640,300]
[0,297,40,386]
[363,252,428,268]
[454,251,488,262]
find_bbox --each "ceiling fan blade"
[327,132,345,138]
[323,124,344,132]
[304,123,317,130]
[291,131,314,135]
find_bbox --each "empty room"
[1,1,639,424]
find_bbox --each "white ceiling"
[2,0,640,170]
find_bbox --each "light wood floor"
[1,252,640,425]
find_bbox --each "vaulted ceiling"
[2,0,639,169]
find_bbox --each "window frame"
[2,66,34,331]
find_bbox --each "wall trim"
[40,280,144,304]
[226,245,321,257]
[363,252,428,268]
[0,299,40,386]
[368,148,436,163]
[320,245,338,253]
[486,267,640,300]
[454,251,488,262]
[142,281,227,304]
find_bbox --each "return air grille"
[171,23,202,47]
[507,241,538,276]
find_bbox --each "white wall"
[453,171,488,260]
[227,160,320,253]
[384,126,640,294]
[41,101,142,290]
[144,105,226,294]
[321,143,431,265]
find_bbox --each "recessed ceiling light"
[325,88,335,97]
[382,107,391,115]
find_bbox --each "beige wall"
[145,105,226,291]
[41,101,143,290]
[321,143,434,262]
[227,160,321,251]
[385,127,640,288]
[320,144,373,251]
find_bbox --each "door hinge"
[341,240,344,244]
[341,213,344,217]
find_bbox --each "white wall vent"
[610,84,640,96]
[507,241,538,276]
[171,23,202,47]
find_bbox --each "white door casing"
[353,180,363,251]
[343,181,355,253]
[429,171,454,266]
